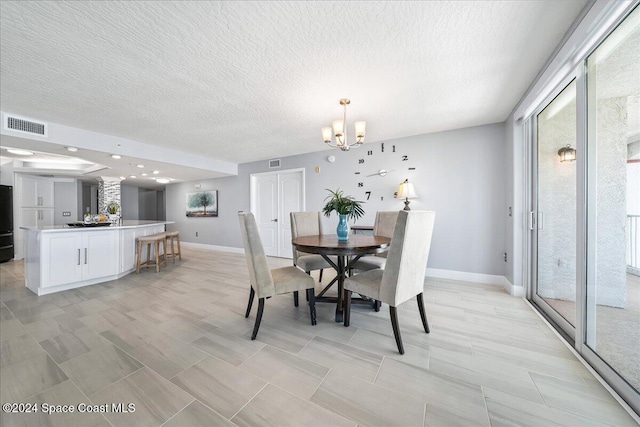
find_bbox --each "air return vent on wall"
[4,115,48,137]
[269,159,281,168]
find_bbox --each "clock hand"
[366,169,396,177]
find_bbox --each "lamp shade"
[321,127,332,143]
[354,121,366,139]
[396,180,417,199]
[558,145,576,162]
[332,119,344,137]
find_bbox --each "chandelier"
[321,98,366,151]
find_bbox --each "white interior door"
[251,169,305,258]
[253,174,279,256]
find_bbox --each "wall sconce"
[396,179,418,210]
[558,144,576,162]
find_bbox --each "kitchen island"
[21,220,173,295]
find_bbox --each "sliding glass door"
[532,79,578,338]
[530,5,639,413]
[583,4,640,406]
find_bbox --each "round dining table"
[292,234,391,322]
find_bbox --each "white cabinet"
[83,231,118,280]
[20,175,54,207]
[40,230,118,288]
[21,208,54,228]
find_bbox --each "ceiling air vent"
[4,115,48,137]
[269,159,281,168]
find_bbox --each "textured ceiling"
[1,1,588,164]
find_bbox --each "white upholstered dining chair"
[343,210,436,354]
[351,210,399,272]
[239,212,317,340]
[290,211,337,304]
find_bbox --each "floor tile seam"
[521,375,635,427]
[85,365,145,399]
[308,367,333,401]
[0,340,54,375]
[256,379,356,426]
[167,352,210,382]
[521,298,634,400]
[373,355,385,383]
[422,400,427,427]
[35,327,117,365]
[156,396,196,427]
[228,382,269,421]
[479,385,492,426]
[66,376,116,427]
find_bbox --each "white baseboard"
[179,241,244,254]
[425,268,524,297]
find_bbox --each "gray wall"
[54,180,79,224]
[139,188,158,220]
[166,123,507,276]
[121,184,139,220]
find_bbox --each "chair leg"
[308,288,317,325]
[417,293,430,333]
[343,290,352,327]
[251,298,265,340]
[374,300,381,312]
[305,272,310,301]
[245,287,255,318]
[390,306,404,354]
[319,269,323,282]
[293,291,299,307]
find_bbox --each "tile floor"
[0,247,638,427]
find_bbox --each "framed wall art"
[186,190,218,217]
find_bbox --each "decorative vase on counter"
[337,214,350,241]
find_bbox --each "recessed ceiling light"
[130,175,136,178]
[136,164,144,168]
[141,173,147,176]
[152,170,159,174]
[120,176,126,180]
[66,147,78,152]
[155,178,170,184]
[111,154,121,159]
[6,148,34,155]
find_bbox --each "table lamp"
[396,179,418,210]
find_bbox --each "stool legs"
[136,240,143,273]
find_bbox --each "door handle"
[78,249,81,265]
[528,211,536,230]
[84,248,88,264]
[271,219,278,222]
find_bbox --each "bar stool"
[165,231,182,263]
[136,233,167,273]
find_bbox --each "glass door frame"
[526,3,640,413]
[527,65,585,343]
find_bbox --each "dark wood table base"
[292,234,390,322]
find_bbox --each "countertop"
[20,220,174,233]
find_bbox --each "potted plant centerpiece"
[107,202,120,223]
[322,189,365,241]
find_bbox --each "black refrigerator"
[0,185,14,263]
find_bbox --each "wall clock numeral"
[367,150,373,155]
[381,196,384,201]
[381,143,385,153]
[402,155,408,161]
[392,145,396,153]
[358,182,364,187]
[355,172,360,175]
[358,159,365,164]
[408,167,415,170]
[365,191,371,200]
